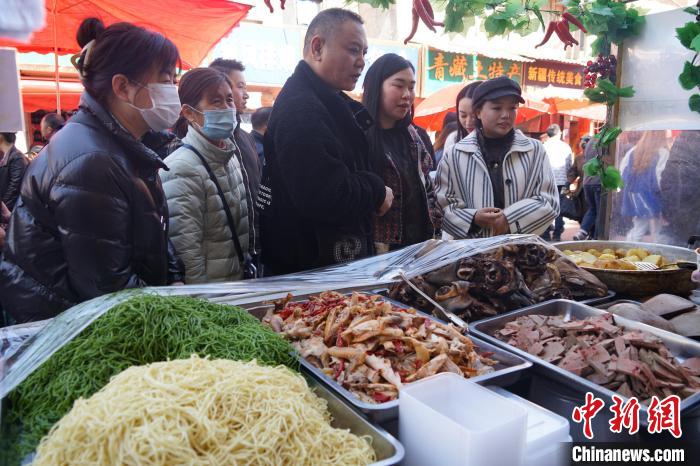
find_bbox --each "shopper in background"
[436,76,559,239]
[442,81,483,160]
[362,53,437,253]
[434,120,458,165]
[0,202,9,251]
[573,137,601,240]
[541,124,572,241]
[251,106,272,167]
[209,59,261,190]
[620,130,669,242]
[40,112,65,142]
[162,68,252,283]
[0,18,184,322]
[659,130,700,246]
[259,8,391,274]
[0,132,28,211]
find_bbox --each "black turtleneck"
[477,128,515,209]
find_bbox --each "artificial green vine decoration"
[564,0,644,190]
[677,1,700,113]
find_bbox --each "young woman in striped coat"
[436,76,559,239]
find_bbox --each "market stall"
[2,233,698,464]
[2,2,700,465]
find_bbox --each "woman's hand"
[491,212,510,235]
[473,208,502,229]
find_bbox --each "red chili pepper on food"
[278,307,293,320]
[336,328,344,347]
[562,12,587,33]
[535,21,557,48]
[334,360,345,380]
[394,340,404,354]
[373,392,393,403]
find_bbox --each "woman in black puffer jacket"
[0,18,184,323]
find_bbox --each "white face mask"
[127,82,182,132]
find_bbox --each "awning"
[0,0,251,68]
[21,79,83,112]
[413,82,553,132]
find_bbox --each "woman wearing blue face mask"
[161,68,252,283]
[0,17,184,323]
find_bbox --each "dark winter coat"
[0,146,29,211]
[372,125,438,248]
[0,92,183,323]
[258,61,386,274]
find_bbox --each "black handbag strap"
[182,143,246,265]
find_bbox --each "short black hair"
[303,8,364,55]
[0,132,16,144]
[547,124,562,138]
[209,58,245,75]
[251,107,273,131]
[42,113,65,131]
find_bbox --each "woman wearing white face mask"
[161,68,251,283]
[0,18,185,323]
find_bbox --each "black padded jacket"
[0,92,183,323]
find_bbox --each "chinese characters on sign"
[524,61,586,89]
[425,49,524,95]
[572,392,682,439]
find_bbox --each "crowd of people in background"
[1,7,689,326]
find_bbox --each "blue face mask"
[190,106,237,141]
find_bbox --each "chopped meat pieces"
[494,312,700,404]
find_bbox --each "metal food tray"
[242,291,532,424]
[307,375,404,465]
[579,290,616,306]
[369,287,615,315]
[469,299,700,421]
[10,375,404,466]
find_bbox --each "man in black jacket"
[0,132,28,212]
[258,8,393,274]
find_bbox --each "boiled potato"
[615,248,627,258]
[602,248,615,255]
[563,250,574,255]
[626,255,641,262]
[587,249,602,257]
[615,259,638,271]
[598,253,616,260]
[644,255,663,266]
[578,252,599,264]
[627,248,649,259]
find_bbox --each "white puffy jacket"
[160,127,249,283]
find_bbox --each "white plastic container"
[399,372,528,466]
[489,386,571,466]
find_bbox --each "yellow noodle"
[34,356,376,465]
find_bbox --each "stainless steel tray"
[580,290,616,306]
[243,292,532,424]
[469,299,700,421]
[595,299,643,310]
[307,376,404,465]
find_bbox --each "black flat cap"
[471,76,525,109]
